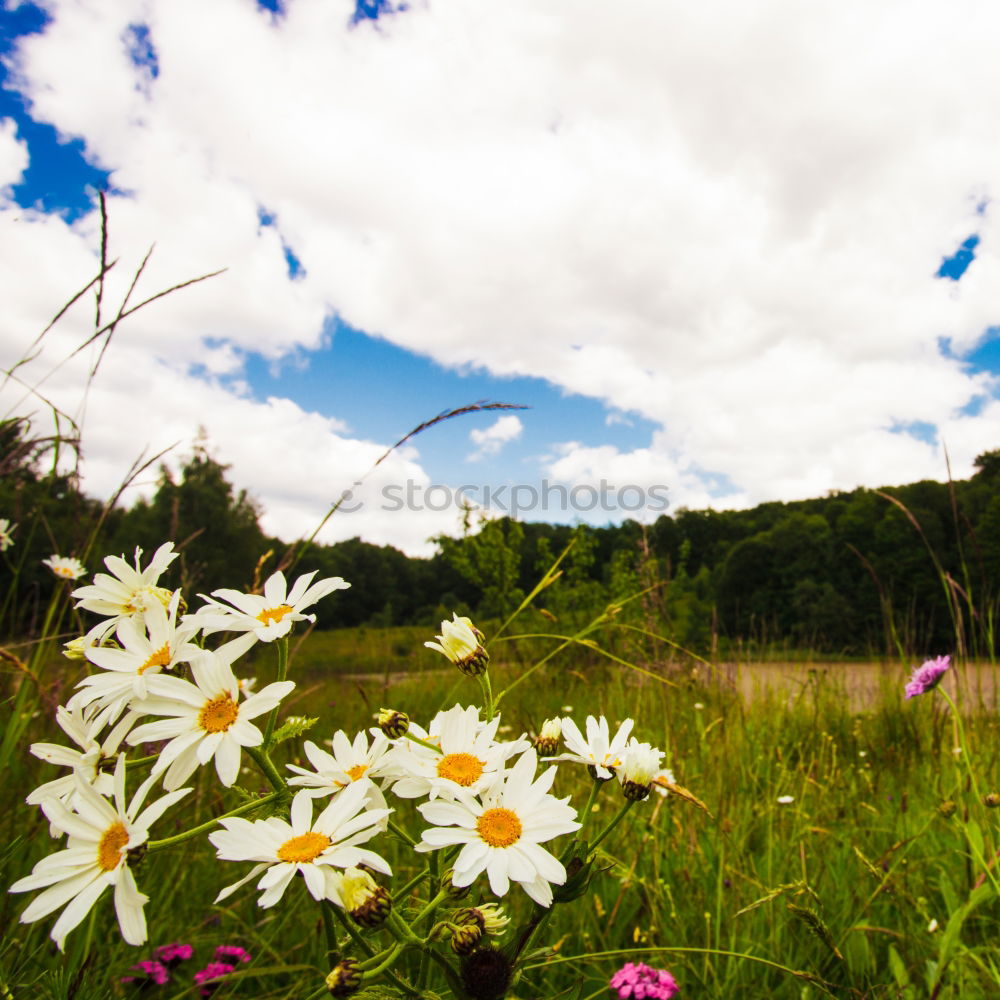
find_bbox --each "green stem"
[246,745,289,795]
[588,799,635,853]
[148,792,281,851]
[572,778,604,842]
[389,819,418,847]
[328,914,421,996]
[386,909,422,945]
[477,670,495,719]
[412,888,451,927]
[262,637,289,748]
[512,904,556,965]
[320,903,339,965]
[403,731,442,754]
[494,636,575,707]
[333,905,376,958]
[395,869,430,899]
[361,944,403,976]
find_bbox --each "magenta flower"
[905,655,951,699]
[194,962,235,997]
[214,945,252,964]
[120,959,170,988]
[155,942,194,967]
[610,962,679,999]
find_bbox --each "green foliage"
[436,515,525,619]
[117,436,267,595]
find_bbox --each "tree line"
[4,418,1000,658]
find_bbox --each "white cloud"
[467,414,523,461]
[3,0,1000,552]
[0,119,28,190]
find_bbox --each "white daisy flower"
[388,705,529,802]
[27,705,140,817]
[416,748,581,907]
[425,614,489,675]
[287,730,394,819]
[43,555,87,581]
[552,715,635,779]
[125,638,294,790]
[9,756,190,950]
[0,518,16,552]
[72,542,178,642]
[68,593,202,721]
[190,569,350,642]
[209,785,391,909]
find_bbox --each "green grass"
[2,636,999,1000]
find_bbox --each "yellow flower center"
[476,807,522,848]
[345,764,368,782]
[277,831,331,863]
[198,694,240,733]
[437,752,485,787]
[54,565,75,579]
[139,643,172,674]
[257,604,293,626]
[97,821,130,871]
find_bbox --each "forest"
[4,415,1000,659]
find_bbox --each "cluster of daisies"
[10,542,349,949]
[9,542,671,959]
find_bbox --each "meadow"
[2,609,999,1000]
[2,237,998,1000]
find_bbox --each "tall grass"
[2,638,998,999]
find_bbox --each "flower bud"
[425,614,490,676]
[378,708,409,739]
[456,903,509,937]
[326,959,362,998]
[62,636,91,660]
[440,867,471,900]
[340,867,392,928]
[984,792,1000,809]
[450,921,483,955]
[938,799,957,818]
[534,718,562,756]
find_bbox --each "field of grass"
[2,622,999,1000]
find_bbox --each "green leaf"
[888,944,909,988]
[269,715,319,746]
[354,988,409,1000]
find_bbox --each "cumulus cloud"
[0,119,28,190]
[3,0,1000,551]
[467,414,523,461]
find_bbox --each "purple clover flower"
[194,962,236,997]
[120,959,170,988]
[610,962,680,999]
[214,945,252,964]
[905,655,951,699]
[154,942,194,967]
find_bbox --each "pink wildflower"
[905,655,951,699]
[155,942,194,967]
[120,959,170,987]
[214,945,252,964]
[610,962,679,1000]
[194,962,235,997]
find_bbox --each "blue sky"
[2,1,999,554]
